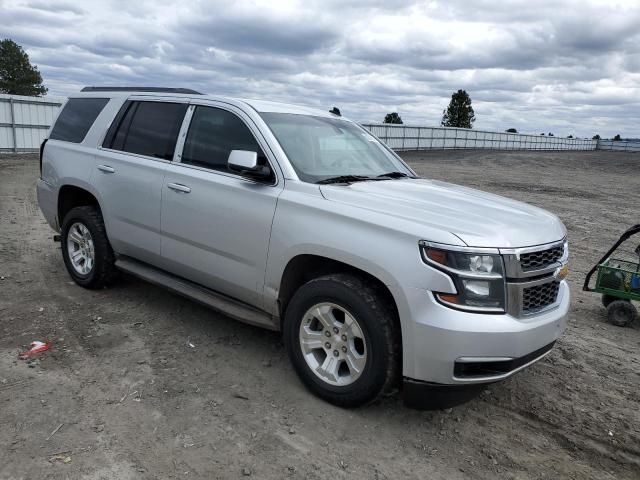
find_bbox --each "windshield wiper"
[376,171,411,179]
[317,175,374,185]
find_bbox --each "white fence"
[363,124,598,151]
[0,94,636,154]
[0,94,64,152]
[597,139,640,153]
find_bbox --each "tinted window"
[104,101,187,160]
[182,106,268,175]
[102,100,133,149]
[108,101,137,152]
[50,98,109,143]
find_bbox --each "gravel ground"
[0,150,639,479]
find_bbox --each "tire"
[61,206,117,289]
[602,294,618,308]
[283,273,400,407]
[606,300,638,327]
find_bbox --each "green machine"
[584,225,640,327]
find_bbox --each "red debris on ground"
[19,341,51,358]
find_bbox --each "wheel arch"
[277,254,401,335]
[58,184,101,226]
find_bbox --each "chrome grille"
[522,281,560,313]
[519,245,564,272]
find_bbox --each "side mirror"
[228,150,271,179]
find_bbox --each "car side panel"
[160,164,282,308]
[40,140,99,229]
[92,148,167,267]
[264,181,465,378]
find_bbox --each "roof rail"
[81,86,202,94]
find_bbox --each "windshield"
[260,113,414,183]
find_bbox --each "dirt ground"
[1,150,639,480]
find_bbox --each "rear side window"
[49,98,109,143]
[182,106,266,172]
[103,101,188,160]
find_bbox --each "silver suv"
[37,87,570,409]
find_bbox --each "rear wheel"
[606,300,637,327]
[61,206,117,289]
[283,273,400,407]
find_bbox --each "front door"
[160,104,283,308]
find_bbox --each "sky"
[3,0,640,138]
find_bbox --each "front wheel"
[283,274,400,407]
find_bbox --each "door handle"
[167,182,191,193]
[97,164,115,173]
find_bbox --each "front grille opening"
[522,281,560,313]
[520,245,564,271]
[454,341,556,379]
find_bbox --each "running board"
[115,257,278,331]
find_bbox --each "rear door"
[160,102,283,308]
[93,98,188,266]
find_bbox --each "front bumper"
[397,279,569,391]
[403,340,556,409]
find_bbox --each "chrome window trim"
[166,160,281,187]
[96,146,174,165]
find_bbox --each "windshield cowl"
[316,175,373,185]
[317,172,416,185]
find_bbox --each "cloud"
[4,0,640,137]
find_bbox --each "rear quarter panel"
[39,96,126,227]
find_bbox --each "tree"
[506,128,517,133]
[383,112,403,124]
[0,39,47,96]
[441,89,475,128]
[592,134,600,140]
[613,134,621,141]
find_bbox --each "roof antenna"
[329,107,341,116]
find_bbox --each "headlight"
[420,242,506,313]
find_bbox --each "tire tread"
[61,206,117,289]
[284,273,401,407]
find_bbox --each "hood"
[320,178,566,248]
